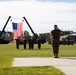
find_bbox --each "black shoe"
[55,56,59,58]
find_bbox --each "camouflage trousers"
[52,39,60,55]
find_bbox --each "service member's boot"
[55,53,59,58]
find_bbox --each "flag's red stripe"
[12,22,23,43]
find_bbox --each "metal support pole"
[0,16,11,37]
[23,16,38,39]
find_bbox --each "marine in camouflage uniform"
[15,38,20,49]
[28,37,34,49]
[24,38,27,49]
[50,25,62,58]
[37,35,42,49]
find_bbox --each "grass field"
[0,43,76,75]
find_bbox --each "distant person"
[15,37,20,49]
[28,37,32,49]
[24,38,27,49]
[28,37,34,49]
[50,25,62,58]
[31,37,34,49]
[37,35,42,49]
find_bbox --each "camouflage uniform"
[28,37,34,49]
[37,36,42,49]
[15,39,20,49]
[24,38,27,49]
[50,25,61,58]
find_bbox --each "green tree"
[62,30,74,35]
[39,33,50,40]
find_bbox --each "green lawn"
[0,43,76,75]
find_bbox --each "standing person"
[37,35,42,49]
[28,37,34,49]
[15,37,20,49]
[28,37,32,49]
[23,38,27,49]
[31,37,34,49]
[50,25,62,58]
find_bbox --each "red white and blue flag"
[12,22,23,42]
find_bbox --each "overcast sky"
[0,0,76,35]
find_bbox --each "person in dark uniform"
[31,37,34,49]
[28,37,31,49]
[50,25,62,58]
[37,35,42,49]
[23,38,27,49]
[15,37,20,49]
[28,37,34,49]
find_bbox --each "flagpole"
[0,16,11,37]
[23,16,38,39]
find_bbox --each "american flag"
[12,22,23,42]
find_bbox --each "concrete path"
[13,57,76,75]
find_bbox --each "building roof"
[68,33,76,36]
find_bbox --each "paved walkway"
[13,57,76,75]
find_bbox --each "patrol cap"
[54,25,57,27]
